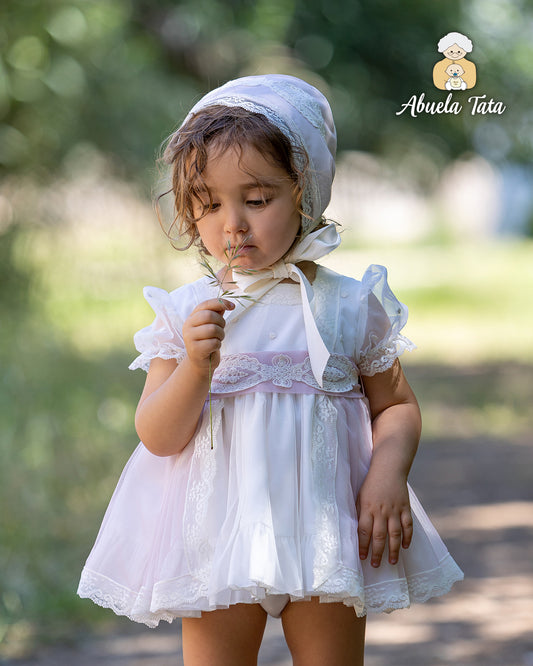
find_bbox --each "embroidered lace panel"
[312,268,339,346]
[266,79,327,139]
[257,283,301,305]
[311,395,341,587]
[210,351,360,395]
[182,402,222,590]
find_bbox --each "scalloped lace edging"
[358,334,416,377]
[129,346,186,372]
[78,554,463,627]
[363,553,464,615]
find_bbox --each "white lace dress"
[78,264,463,627]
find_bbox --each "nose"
[223,203,248,236]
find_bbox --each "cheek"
[267,215,299,254]
[281,203,301,236]
[194,220,214,248]
[283,213,303,251]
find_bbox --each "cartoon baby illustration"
[445,63,467,91]
[433,31,476,90]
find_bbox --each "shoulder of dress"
[315,265,362,295]
[148,276,215,318]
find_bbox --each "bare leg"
[181,603,267,666]
[281,597,366,666]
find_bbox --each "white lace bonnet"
[181,74,337,235]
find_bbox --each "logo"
[396,31,506,118]
[433,31,476,91]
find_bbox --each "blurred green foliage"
[288,0,533,169]
[0,234,145,652]
[1,0,532,183]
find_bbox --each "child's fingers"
[387,516,403,565]
[356,508,373,562]
[358,507,413,567]
[369,516,388,568]
[358,511,390,568]
[192,337,222,356]
[193,298,236,315]
[191,322,226,343]
[183,299,236,369]
[387,509,413,565]
[400,509,414,550]
[185,301,233,339]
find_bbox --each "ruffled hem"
[78,554,463,628]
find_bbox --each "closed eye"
[247,198,271,207]
[200,201,220,212]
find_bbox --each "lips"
[231,245,254,254]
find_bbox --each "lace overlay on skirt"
[78,553,463,627]
[78,267,464,627]
[78,388,463,627]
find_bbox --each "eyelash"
[202,198,272,212]
[248,198,271,207]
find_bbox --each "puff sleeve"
[128,287,187,372]
[355,265,416,376]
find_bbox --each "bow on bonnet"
[184,74,340,387]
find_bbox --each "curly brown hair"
[157,105,311,251]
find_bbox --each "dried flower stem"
[200,239,256,449]
[209,354,214,448]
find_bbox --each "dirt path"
[6,430,533,665]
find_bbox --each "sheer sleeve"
[355,265,416,377]
[128,286,187,372]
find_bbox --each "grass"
[322,239,533,363]
[1,217,532,657]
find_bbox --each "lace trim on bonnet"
[199,94,319,234]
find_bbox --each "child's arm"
[357,359,422,567]
[134,298,235,456]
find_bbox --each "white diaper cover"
[260,594,291,617]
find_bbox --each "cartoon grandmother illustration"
[433,31,476,90]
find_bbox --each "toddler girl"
[78,74,463,665]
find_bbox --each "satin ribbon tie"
[233,224,341,388]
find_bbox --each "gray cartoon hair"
[437,31,473,53]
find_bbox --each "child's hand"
[182,299,235,374]
[356,471,413,568]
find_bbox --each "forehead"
[199,142,290,184]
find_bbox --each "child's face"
[193,144,301,271]
[446,64,464,77]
